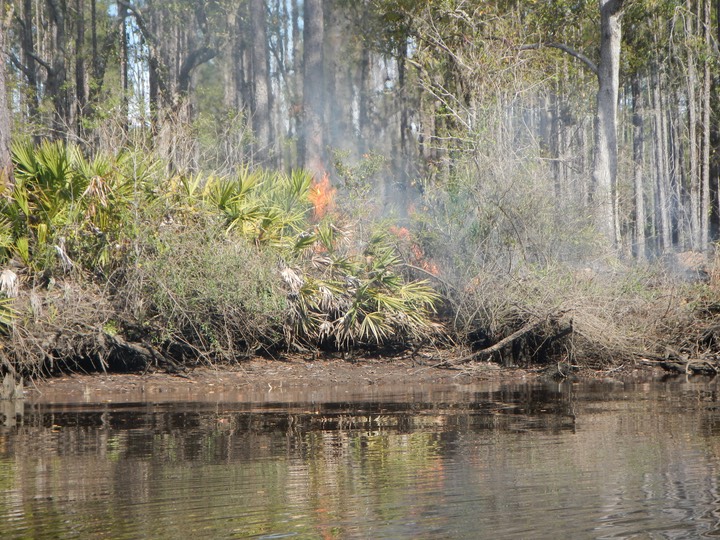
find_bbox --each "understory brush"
[281,223,442,351]
[0,141,444,375]
[125,223,287,362]
[444,262,694,368]
[403,144,717,369]
[2,139,720,378]
[3,278,117,377]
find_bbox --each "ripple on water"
[3,381,720,538]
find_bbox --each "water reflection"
[0,400,23,428]
[2,381,720,538]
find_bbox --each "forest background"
[0,0,719,378]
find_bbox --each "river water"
[2,378,720,539]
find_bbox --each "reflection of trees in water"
[0,400,23,428]
[0,396,577,533]
[5,385,720,537]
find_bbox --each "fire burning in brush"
[308,173,336,220]
[389,225,440,276]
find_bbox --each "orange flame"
[308,173,336,220]
[389,225,411,241]
[389,226,440,276]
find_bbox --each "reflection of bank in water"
[0,373,24,427]
[0,399,23,427]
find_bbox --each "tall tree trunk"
[702,0,711,250]
[75,0,86,139]
[632,81,645,260]
[45,0,70,138]
[235,4,252,129]
[685,2,700,249]
[324,1,358,166]
[358,43,370,157]
[21,0,39,120]
[0,3,11,176]
[670,91,685,248]
[550,92,562,204]
[272,0,288,169]
[46,0,69,138]
[223,9,238,110]
[592,0,624,246]
[147,7,160,132]
[119,6,129,132]
[91,0,97,70]
[398,44,410,188]
[86,0,120,138]
[302,0,325,178]
[250,0,272,163]
[290,0,301,163]
[653,76,672,252]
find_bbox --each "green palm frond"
[265,170,312,216]
[6,140,142,273]
[0,217,14,264]
[399,280,440,308]
[235,165,264,198]
[14,237,30,266]
[293,232,316,252]
[179,173,204,200]
[289,169,313,198]
[0,296,16,329]
[315,222,337,253]
[359,311,389,343]
[10,140,39,179]
[205,176,239,210]
[10,179,31,217]
[285,242,442,348]
[225,201,265,234]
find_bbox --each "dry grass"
[444,259,705,368]
[2,276,116,377]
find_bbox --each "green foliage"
[5,140,139,272]
[2,140,442,365]
[284,225,440,350]
[200,167,313,247]
[0,296,16,330]
[332,149,387,192]
[138,223,286,359]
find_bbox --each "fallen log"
[101,332,188,375]
[438,314,569,368]
[637,350,719,376]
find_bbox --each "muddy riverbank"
[25,352,667,404]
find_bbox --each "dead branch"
[519,42,599,76]
[437,313,568,367]
[102,332,187,375]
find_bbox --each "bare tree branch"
[519,42,598,77]
[9,53,34,79]
[116,0,171,100]
[178,46,217,95]
[24,49,53,73]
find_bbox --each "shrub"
[128,222,287,361]
[4,139,142,273]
